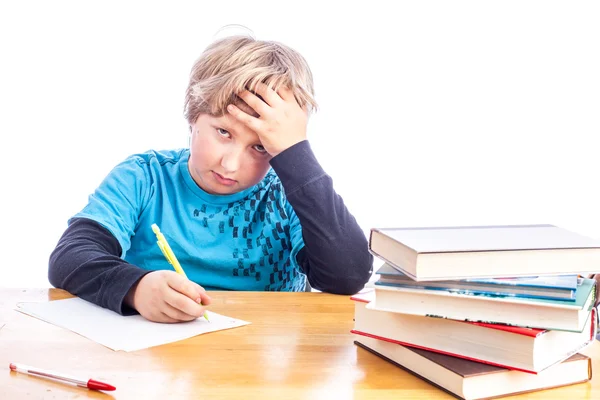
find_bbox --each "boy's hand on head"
[126,270,211,323]
[227,82,308,157]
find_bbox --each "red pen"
[9,362,116,391]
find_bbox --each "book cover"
[373,224,600,253]
[371,278,595,332]
[351,291,546,338]
[351,325,594,374]
[355,338,592,400]
[369,224,600,280]
[350,291,548,337]
[355,339,590,378]
[467,274,578,290]
[375,277,593,309]
[375,263,577,301]
[377,263,578,289]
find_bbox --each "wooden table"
[0,289,599,399]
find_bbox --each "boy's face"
[188,108,272,195]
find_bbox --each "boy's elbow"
[341,252,373,294]
[317,275,369,295]
[314,253,374,295]
[48,253,60,288]
[341,267,373,294]
[335,278,368,295]
[48,246,65,289]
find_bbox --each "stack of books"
[353,224,600,400]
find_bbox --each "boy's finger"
[166,273,204,300]
[238,90,271,117]
[197,289,212,306]
[227,104,262,132]
[185,280,211,305]
[165,272,211,307]
[254,82,283,107]
[162,300,200,322]
[158,311,185,324]
[164,289,205,318]
[276,86,295,102]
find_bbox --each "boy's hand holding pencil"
[124,223,211,324]
[125,270,211,324]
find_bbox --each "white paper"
[15,298,250,352]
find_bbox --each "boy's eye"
[217,128,231,137]
[253,144,267,154]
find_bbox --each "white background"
[1,1,599,288]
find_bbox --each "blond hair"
[184,35,318,125]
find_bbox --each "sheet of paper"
[16,298,250,352]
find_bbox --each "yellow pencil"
[151,223,210,322]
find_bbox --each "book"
[369,224,600,280]
[375,263,577,301]
[355,335,592,400]
[351,294,596,373]
[371,277,596,332]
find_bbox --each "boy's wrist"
[270,140,326,195]
[123,274,147,311]
[268,138,305,157]
[124,283,139,309]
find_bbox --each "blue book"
[375,263,578,301]
[372,277,596,332]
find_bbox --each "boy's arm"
[270,140,373,295]
[48,217,149,315]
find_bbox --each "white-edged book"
[369,224,600,280]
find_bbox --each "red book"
[350,292,596,373]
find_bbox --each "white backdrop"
[1,1,599,288]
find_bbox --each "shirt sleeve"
[270,140,373,294]
[48,217,150,315]
[71,155,151,256]
[48,155,153,314]
[283,199,306,284]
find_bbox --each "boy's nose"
[220,147,243,173]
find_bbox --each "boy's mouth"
[212,171,237,186]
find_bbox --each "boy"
[48,35,373,323]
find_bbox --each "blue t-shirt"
[72,149,307,292]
